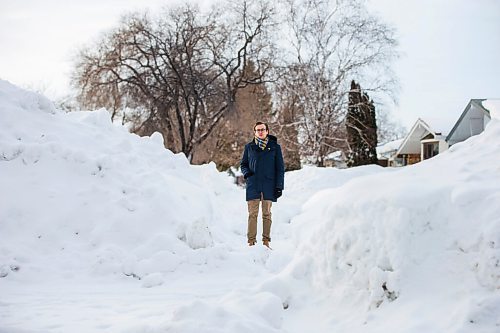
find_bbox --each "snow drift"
[281,102,500,331]
[0,79,246,284]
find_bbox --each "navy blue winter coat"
[240,135,285,202]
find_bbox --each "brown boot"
[263,240,271,248]
[248,240,256,246]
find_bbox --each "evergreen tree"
[346,80,378,167]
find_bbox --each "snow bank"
[0,80,245,282]
[282,116,500,331]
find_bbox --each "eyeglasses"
[255,128,267,132]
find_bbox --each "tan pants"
[247,194,272,243]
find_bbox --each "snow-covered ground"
[0,80,499,332]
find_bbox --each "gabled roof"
[395,118,437,155]
[377,138,404,154]
[377,138,404,159]
[446,99,490,143]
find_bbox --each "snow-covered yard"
[1,80,499,332]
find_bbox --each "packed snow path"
[1,81,499,332]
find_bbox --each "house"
[391,118,448,166]
[386,99,496,167]
[322,99,496,169]
[376,138,403,167]
[446,99,492,146]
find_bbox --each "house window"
[423,142,439,160]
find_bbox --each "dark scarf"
[255,136,269,150]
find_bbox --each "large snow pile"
[280,105,500,331]
[0,79,247,284]
[1,80,499,333]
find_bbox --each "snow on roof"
[376,138,403,155]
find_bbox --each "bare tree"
[192,60,274,170]
[272,64,310,169]
[376,108,407,144]
[72,0,398,167]
[275,0,398,166]
[73,1,276,161]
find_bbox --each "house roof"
[446,99,490,143]
[395,118,440,155]
[376,138,404,159]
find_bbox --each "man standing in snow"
[240,122,285,248]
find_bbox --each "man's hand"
[244,171,254,179]
[275,188,282,199]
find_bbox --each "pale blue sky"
[368,0,500,131]
[1,0,499,131]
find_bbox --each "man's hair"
[253,121,269,131]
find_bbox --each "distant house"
[379,99,496,167]
[446,99,491,146]
[376,138,403,167]
[287,98,497,169]
[391,118,448,166]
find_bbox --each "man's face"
[254,124,268,139]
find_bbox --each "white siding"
[448,104,488,145]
